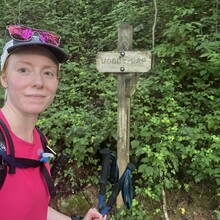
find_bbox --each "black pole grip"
[105,181,121,207]
[99,148,111,195]
[127,162,136,172]
[51,153,67,178]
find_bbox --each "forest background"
[0,0,220,219]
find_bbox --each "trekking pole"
[100,162,136,216]
[99,148,112,211]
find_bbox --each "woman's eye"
[44,71,55,77]
[18,67,28,73]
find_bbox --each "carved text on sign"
[96,51,151,73]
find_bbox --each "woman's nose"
[32,72,44,88]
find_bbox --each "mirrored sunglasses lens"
[38,31,60,46]
[7,26,33,41]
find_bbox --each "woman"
[0,25,106,220]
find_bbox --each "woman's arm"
[47,207,71,220]
[47,206,106,220]
[83,208,107,220]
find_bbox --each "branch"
[162,188,170,220]
[152,0,158,68]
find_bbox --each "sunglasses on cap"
[6,25,61,46]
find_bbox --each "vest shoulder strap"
[0,119,16,174]
[36,126,56,156]
[0,123,7,189]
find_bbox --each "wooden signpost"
[96,22,151,207]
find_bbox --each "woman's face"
[1,47,59,116]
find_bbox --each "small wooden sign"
[96,51,151,73]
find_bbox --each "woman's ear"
[0,73,8,88]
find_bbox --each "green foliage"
[130,2,220,214]
[111,199,152,220]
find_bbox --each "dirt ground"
[150,182,220,220]
[51,174,220,220]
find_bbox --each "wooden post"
[117,22,133,207]
[96,22,151,209]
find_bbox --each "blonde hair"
[1,53,10,74]
[0,56,9,86]
[1,58,9,101]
